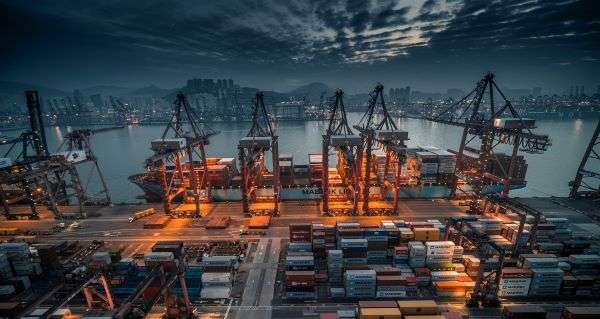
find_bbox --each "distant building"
[532,87,542,97]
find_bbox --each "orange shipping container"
[360,307,402,319]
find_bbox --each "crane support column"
[502,135,521,197]
[322,135,330,214]
[239,148,249,214]
[450,127,469,198]
[394,156,402,215]
[570,120,600,198]
[177,273,192,316]
[160,161,170,214]
[187,144,201,218]
[272,136,280,215]
[362,130,373,213]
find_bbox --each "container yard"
[0,78,599,319]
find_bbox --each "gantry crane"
[445,216,507,308]
[115,253,192,319]
[145,92,218,217]
[354,84,409,215]
[445,195,544,308]
[569,120,599,198]
[238,91,280,215]
[321,89,362,215]
[1,91,117,219]
[422,73,551,214]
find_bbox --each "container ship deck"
[129,145,527,203]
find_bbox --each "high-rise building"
[580,86,585,96]
[575,86,579,97]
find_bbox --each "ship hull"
[129,175,525,202]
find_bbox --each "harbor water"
[3,114,597,203]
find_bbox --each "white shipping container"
[143,252,174,262]
[201,272,232,284]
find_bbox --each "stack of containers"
[537,242,564,255]
[427,219,446,235]
[430,270,459,282]
[200,272,232,299]
[536,224,557,242]
[365,229,388,264]
[288,242,312,253]
[434,150,456,182]
[408,241,426,268]
[452,245,464,263]
[336,222,362,248]
[286,254,315,271]
[285,270,315,299]
[373,149,388,184]
[393,244,409,266]
[416,151,438,184]
[308,153,323,185]
[375,268,406,298]
[413,228,440,241]
[502,224,530,248]
[564,240,591,255]
[529,267,564,296]
[312,223,326,258]
[341,238,368,265]
[178,265,202,298]
[398,228,415,243]
[201,256,237,272]
[328,250,343,283]
[463,255,480,278]
[381,221,400,248]
[0,243,33,276]
[546,218,571,242]
[425,241,454,269]
[345,269,376,298]
[433,280,468,297]
[414,267,431,286]
[478,219,503,235]
[289,223,312,243]
[523,257,563,296]
[324,225,337,251]
[568,255,600,276]
[489,235,513,252]
[498,268,533,297]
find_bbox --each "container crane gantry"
[0,91,119,219]
[569,119,600,199]
[354,84,409,215]
[422,72,551,214]
[238,91,280,216]
[321,89,362,215]
[146,92,218,217]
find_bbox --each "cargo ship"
[129,146,527,202]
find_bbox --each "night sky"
[2,0,599,93]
